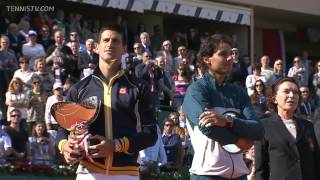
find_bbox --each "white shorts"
[76,173,139,180]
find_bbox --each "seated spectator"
[5,77,28,126]
[273,59,285,80]
[0,126,12,164]
[29,121,55,165]
[45,83,65,131]
[173,46,188,68]
[34,58,54,96]
[0,35,18,86]
[66,30,86,53]
[22,30,46,70]
[139,124,167,179]
[26,75,47,132]
[132,42,144,63]
[5,109,30,163]
[162,118,180,167]
[288,56,308,86]
[250,80,269,118]
[177,106,186,128]
[245,63,266,96]
[13,56,35,89]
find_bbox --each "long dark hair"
[250,80,266,105]
[31,121,50,138]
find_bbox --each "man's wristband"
[225,115,235,128]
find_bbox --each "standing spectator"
[172,64,191,108]
[162,118,181,167]
[29,121,55,165]
[68,14,82,38]
[13,56,35,89]
[45,82,65,131]
[260,55,275,87]
[273,59,285,80]
[18,19,30,40]
[171,32,187,56]
[26,75,47,132]
[140,32,152,53]
[159,40,175,75]
[5,109,30,163]
[68,40,81,79]
[246,63,266,96]
[7,23,26,56]
[156,55,174,106]
[151,24,165,53]
[227,48,248,87]
[173,46,188,69]
[22,30,46,70]
[288,56,308,86]
[299,86,316,120]
[5,77,28,125]
[33,12,52,33]
[78,39,98,79]
[135,52,163,105]
[312,60,320,105]
[132,42,144,63]
[66,30,86,53]
[255,78,320,180]
[52,10,67,36]
[250,80,269,119]
[34,58,54,96]
[187,28,201,52]
[37,25,54,51]
[80,20,92,42]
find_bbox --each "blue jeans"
[190,174,247,180]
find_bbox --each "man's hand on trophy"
[199,110,227,128]
[62,138,83,165]
[88,135,114,158]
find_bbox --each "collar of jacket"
[203,71,227,90]
[92,64,124,83]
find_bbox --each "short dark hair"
[267,77,300,112]
[252,63,262,72]
[197,34,232,70]
[98,24,126,46]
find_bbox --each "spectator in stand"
[78,39,98,79]
[177,106,186,128]
[29,121,55,165]
[273,59,285,80]
[132,42,144,63]
[45,82,65,131]
[159,40,175,75]
[0,35,19,85]
[22,30,46,70]
[139,124,167,179]
[246,63,266,96]
[172,64,191,108]
[26,75,47,132]
[312,60,320,105]
[80,20,92,42]
[260,55,276,87]
[288,56,308,86]
[7,23,26,56]
[33,12,52,32]
[299,86,316,120]
[156,55,174,106]
[245,145,255,180]
[187,28,201,53]
[254,78,320,180]
[5,109,30,163]
[135,52,163,105]
[174,45,187,68]
[68,40,81,79]
[171,32,187,56]
[90,19,100,42]
[135,22,147,42]
[34,58,54,95]
[0,126,12,164]
[66,30,86,53]
[250,80,269,119]
[37,25,54,51]
[13,56,35,89]
[18,19,30,40]
[151,24,165,53]
[46,30,73,80]
[52,10,67,36]
[62,77,77,96]
[227,48,248,87]
[140,32,152,53]
[68,14,82,38]
[162,118,181,167]
[5,77,28,126]
[302,51,312,85]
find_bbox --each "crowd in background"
[0,8,320,179]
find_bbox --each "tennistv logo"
[6,5,55,12]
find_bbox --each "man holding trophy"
[53,24,157,180]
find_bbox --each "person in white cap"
[45,82,65,131]
[22,30,46,70]
[226,47,248,87]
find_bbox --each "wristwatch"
[224,115,235,128]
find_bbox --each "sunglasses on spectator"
[11,114,20,118]
[165,124,173,127]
